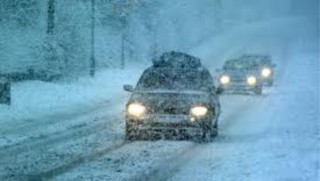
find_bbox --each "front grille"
[231,77,246,82]
[164,107,181,114]
[148,107,189,115]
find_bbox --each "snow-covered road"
[0,16,318,181]
[169,48,319,180]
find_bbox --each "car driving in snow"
[238,54,276,86]
[217,57,263,94]
[123,51,221,142]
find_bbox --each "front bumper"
[261,76,273,84]
[219,82,260,92]
[125,114,210,140]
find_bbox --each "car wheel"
[212,122,219,137]
[200,126,218,143]
[216,87,224,94]
[254,86,262,95]
[125,123,137,141]
[267,80,273,86]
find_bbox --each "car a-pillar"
[0,77,11,105]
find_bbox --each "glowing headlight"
[247,76,257,86]
[191,106,208,117]
[261,68,272,77]
[220,75,230,85]
[127,103,145,116]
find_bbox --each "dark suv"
[123,52,221,142]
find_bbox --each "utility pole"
[46,0,58,76]
[90,0,96,77]
[47,0,55,35]
[114,0,132,69]
[120,16,126,69]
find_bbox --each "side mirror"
[215,87,223,95]
[123,84,134,92]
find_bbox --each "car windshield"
[260,58,272,64]
[242,55,271,64]
[223,59,259,70]
[136,67,214,92]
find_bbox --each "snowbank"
[0,66,146,123]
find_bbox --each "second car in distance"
[217,57,263,94]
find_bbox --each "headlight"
[127,103,146,116]
[191,106,208,117]
[261,68,272,77]
[220,75,230,85]
[247,76,257,86]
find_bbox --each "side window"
[136,69,150,88]
[200,69,215,91]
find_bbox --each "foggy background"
[0,0,318,79]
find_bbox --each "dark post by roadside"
[90,0,96,77]
[0,78,11,105]
[47,0,55,35]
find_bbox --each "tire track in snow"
[0,113,126,181]
[48,140,195,181]
[1,140,130,181]
[35,141,131,181]
[129,95,265,181]
[34,96,264,181]
[218,95,265,133]
[0,118,105,158]
[0,102,110,140]
[130,143,204,181]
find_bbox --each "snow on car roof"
[239,54,272,62]
[240,54,270,58]
[224,57,259,70]
[152,51,201,68]
[134,89,207,95]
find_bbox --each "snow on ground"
[0,66,150,181]
[0,66,147,147]
[0,67,145,120]
[168,17,319,180]
[0,114,125,181]
[52,141,194,181]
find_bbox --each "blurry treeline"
[0,0,316,80]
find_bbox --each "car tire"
[267,80,273,86]
[216,86,224,94]
[125,131,134,141]
[254,86,262,95]
[200,126,218,143]
[125,123,137,141]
